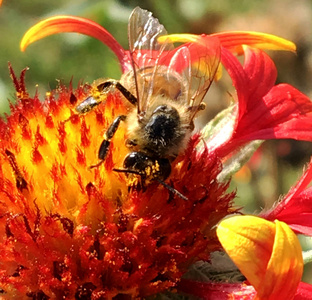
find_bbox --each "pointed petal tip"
[20,15,73,52]
[160,32,296,53]
[213,31,296,53]
[20,15,128,71]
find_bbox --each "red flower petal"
[295,282,312,300]
[212,46,312,157]
[261,158,312,236]
[20,16,131,72]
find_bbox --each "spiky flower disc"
[0,65,234,299]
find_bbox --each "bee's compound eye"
[123,152,148,170]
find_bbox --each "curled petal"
[217,216,303,300]
[210,46,312,157]
[207,46,276,155]
[20,15,130,72]
[223,45,277,122]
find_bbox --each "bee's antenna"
[156,179,188,201]
[113,168,142,175]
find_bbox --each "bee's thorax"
[144,105,179,143]
[127,101,192,159]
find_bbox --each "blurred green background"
[1,0,312,283]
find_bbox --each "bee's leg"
[90,115,127,169]
[155,179,188,201]
[97,80,137,106]
[75,95,102,114]
[75,80,137,116]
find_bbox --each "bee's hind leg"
[90,115,127,169]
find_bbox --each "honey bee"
[76,7,221,199]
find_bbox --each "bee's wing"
[167,37,221,122]
[128,7,174,113]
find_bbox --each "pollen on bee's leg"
[127,176,143,191]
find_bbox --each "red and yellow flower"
[0,7,312,300]
[178,215,312,299]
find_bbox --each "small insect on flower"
[76,7,221,199]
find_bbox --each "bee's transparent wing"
[128,7,174,113]
[167,36,221,122]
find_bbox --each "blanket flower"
[0,6,311,300]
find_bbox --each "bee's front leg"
[75,79,137,115]
[90,115,127,169]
